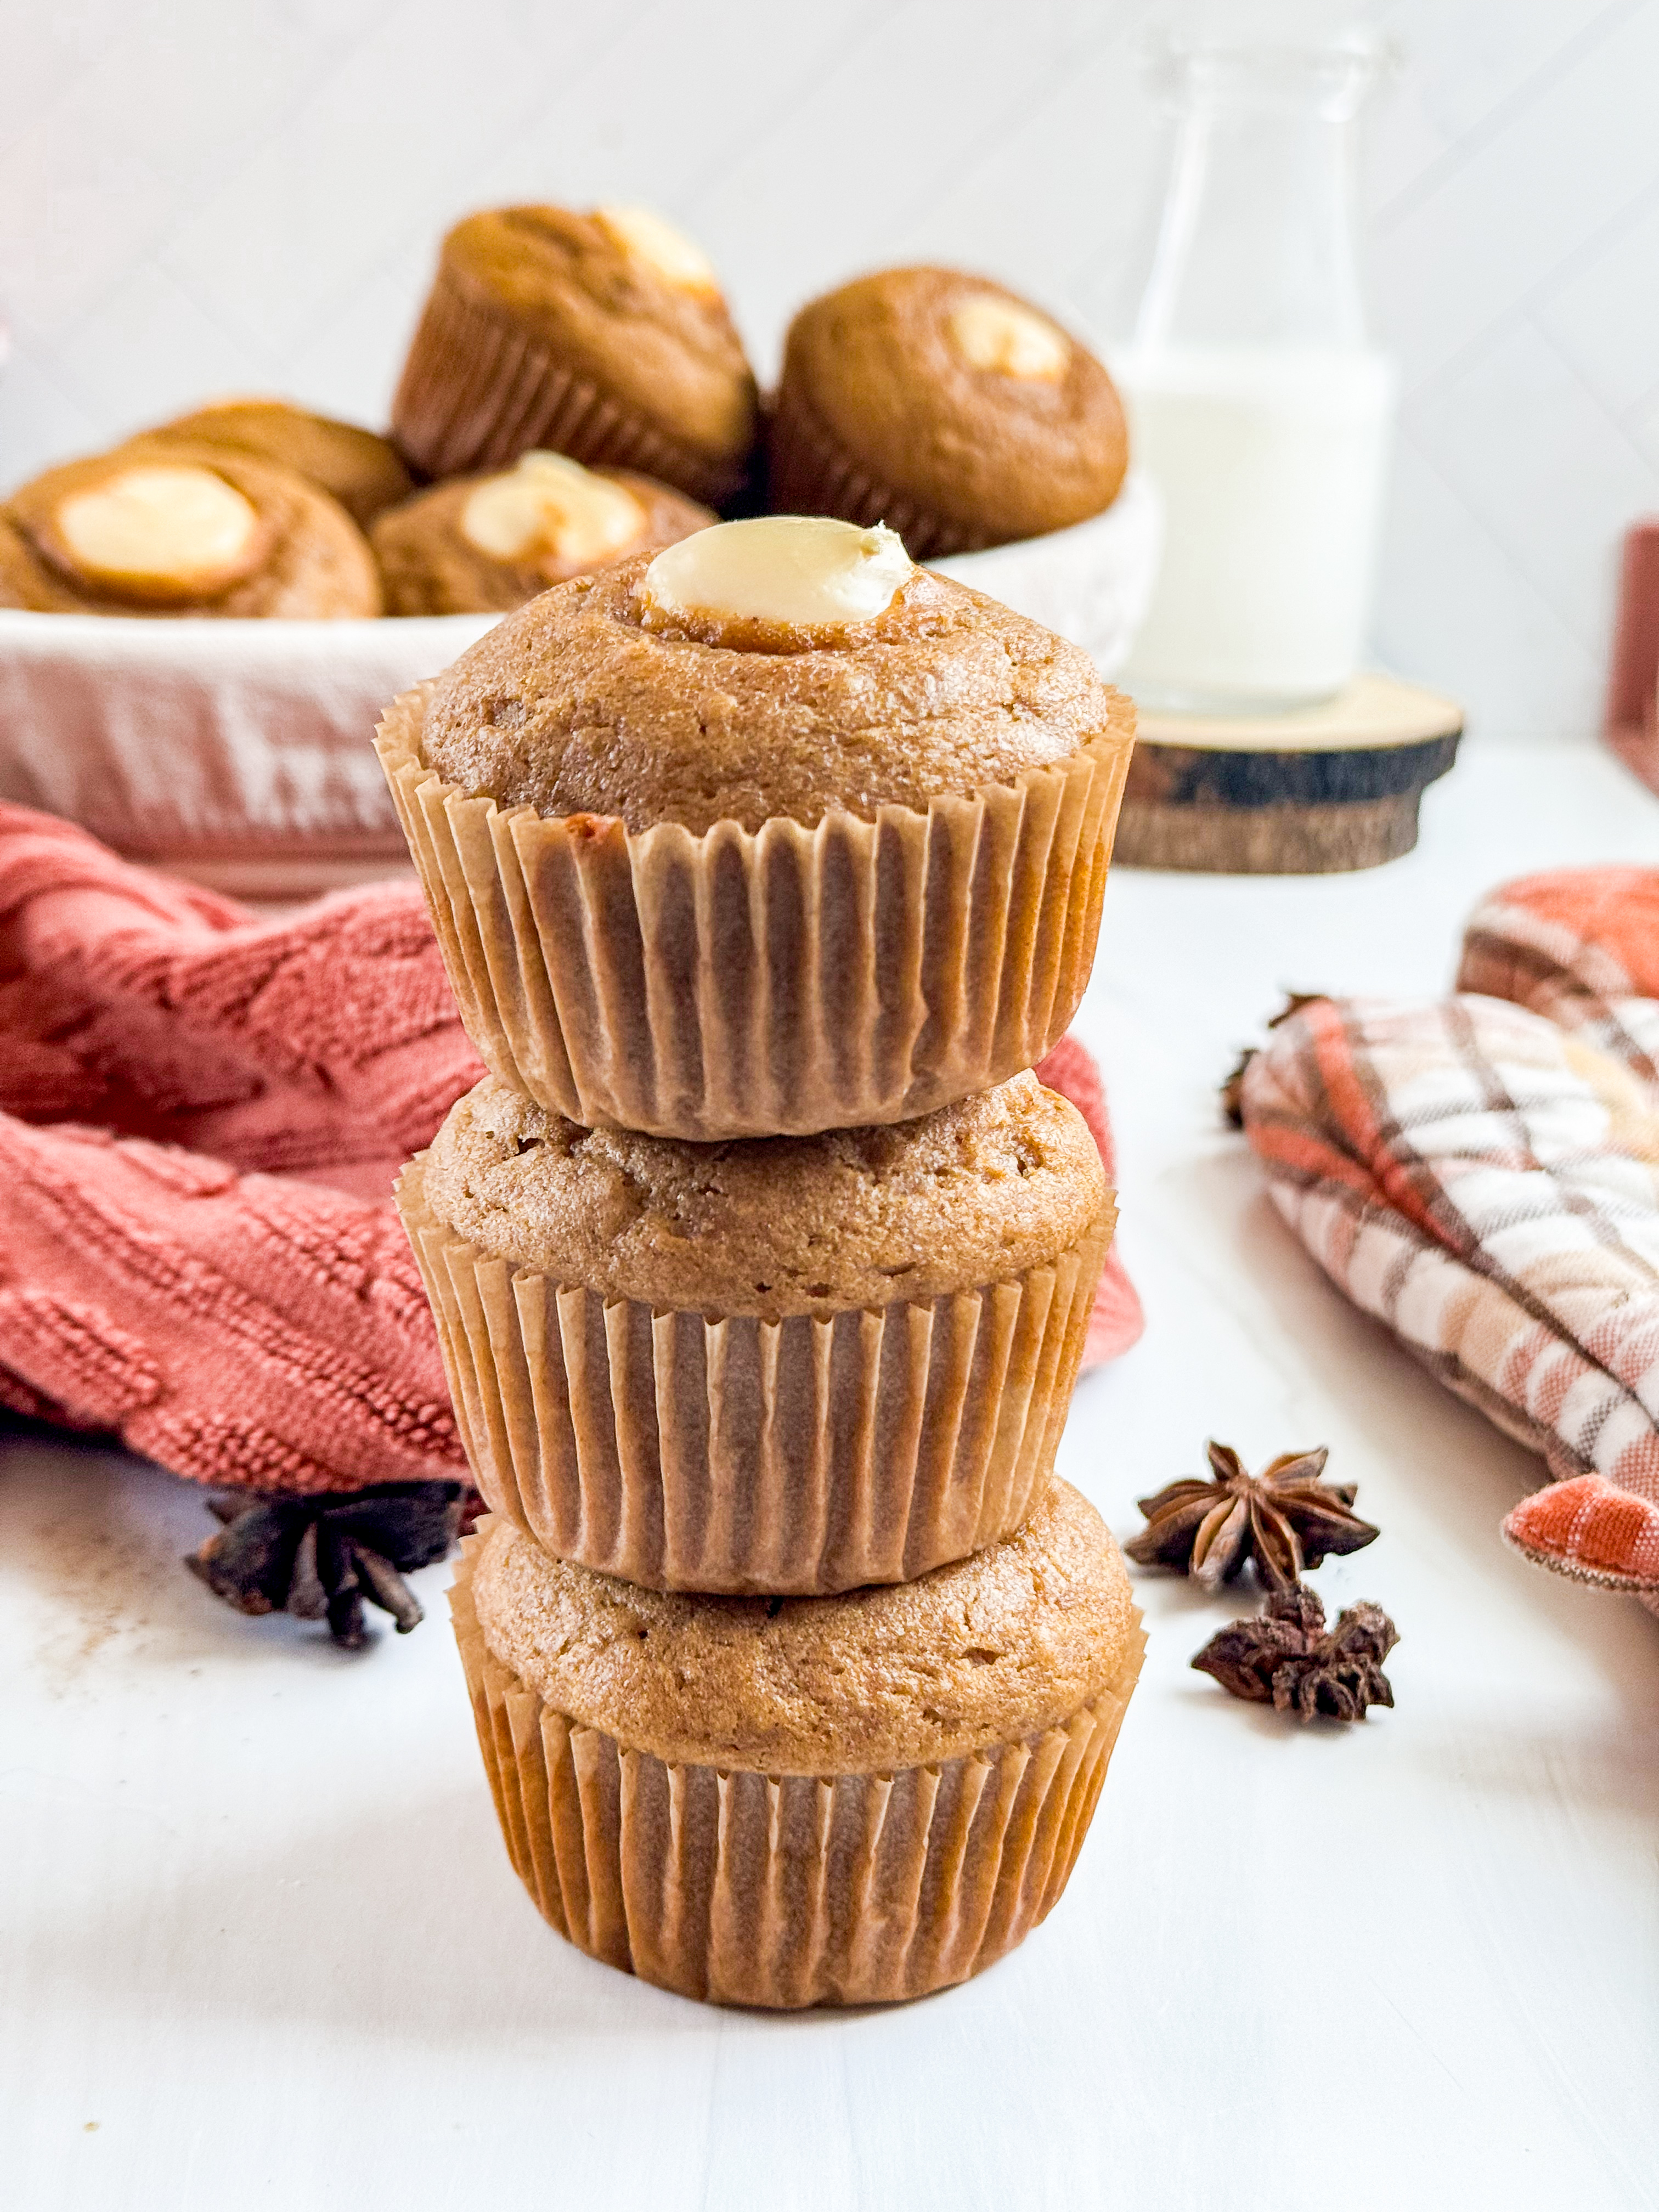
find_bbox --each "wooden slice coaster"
[1116,672,1464,874]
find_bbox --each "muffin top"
[469,1479,1139,1773]
[371,454,714,616]
[0,442,381,618]
[780,266,1127,547]
[415,519,1132,834]
[437,204,757,472]
[410,1069,1110,1318]
[139,399,413,529]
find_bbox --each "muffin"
[452,1480,1144,2007]
[140,398,414,528]
[391,204,758,505]
[371,451,713,616]
[0,443,381,617]
[398,1068,1113,1593]
[374,514,1136,1138]
[770,267,1128,557]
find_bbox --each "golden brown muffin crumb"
[413,1070,1109,1318]
[470,1479,1138,1773]
[393,204,757,502]
[417,551,1131,833]
[771,266,1127,555]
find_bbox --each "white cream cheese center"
[594,205,720,297]
[642,515,913,631]
[948,294,1069,381]
[460,452,646,567]
[56,465,260,592]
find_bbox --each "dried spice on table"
[1191,1583,1399,1723]
[186,1480,465,1649]
[1126,1440,1379,1593]
[1221,991,1329,1126]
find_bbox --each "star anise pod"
[1126,1441,1379,1593]
[1221,991,1329,1126]
[185,1480,464,1650]
[1192,1583,1398,1722]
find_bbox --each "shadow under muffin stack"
[380,512,1146,2008]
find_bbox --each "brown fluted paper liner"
[769,379,998,560]
[391,270,743,505]
[400,1156,1111,1593]
[450,1534,1144,2008]
[375,684,1132,1141]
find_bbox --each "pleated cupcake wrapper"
[391,270,743,505]
[375,684,1131,1141]
[768,377,1001,561]
[451,1534,1144,2008]
[400,1158,1111,1593]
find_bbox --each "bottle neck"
[1135,46,1379,357]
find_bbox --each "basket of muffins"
[383,506,1146,2008]
[0,202,1156,892]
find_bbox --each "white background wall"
[0,0,1654,741]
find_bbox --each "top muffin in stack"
[377,513,1134,1139]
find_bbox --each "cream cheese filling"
[594,204,721,298]
[948,294,1069,381]
[460,452,646,568]
[641,515,913,633]
[54,464,262,597]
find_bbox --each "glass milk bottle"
[1119,30,1395,713]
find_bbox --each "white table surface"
[5,732,1659,2212]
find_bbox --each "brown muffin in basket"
[140,397,414,528]
[375,514,1135,1139]
[770,267,1128,557]
[0,443,381,618]
[391,204,758,504]
[371,451,712,616]
[399,1068,1113,1594]
[453,1479,1144,2007]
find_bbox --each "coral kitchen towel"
[1035,1028,1144,1365]
[0,805,477,1490]
[0,805,1138,1499]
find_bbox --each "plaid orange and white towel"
[1239,867,1659,1615]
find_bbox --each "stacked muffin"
[381,512,1145,2008]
